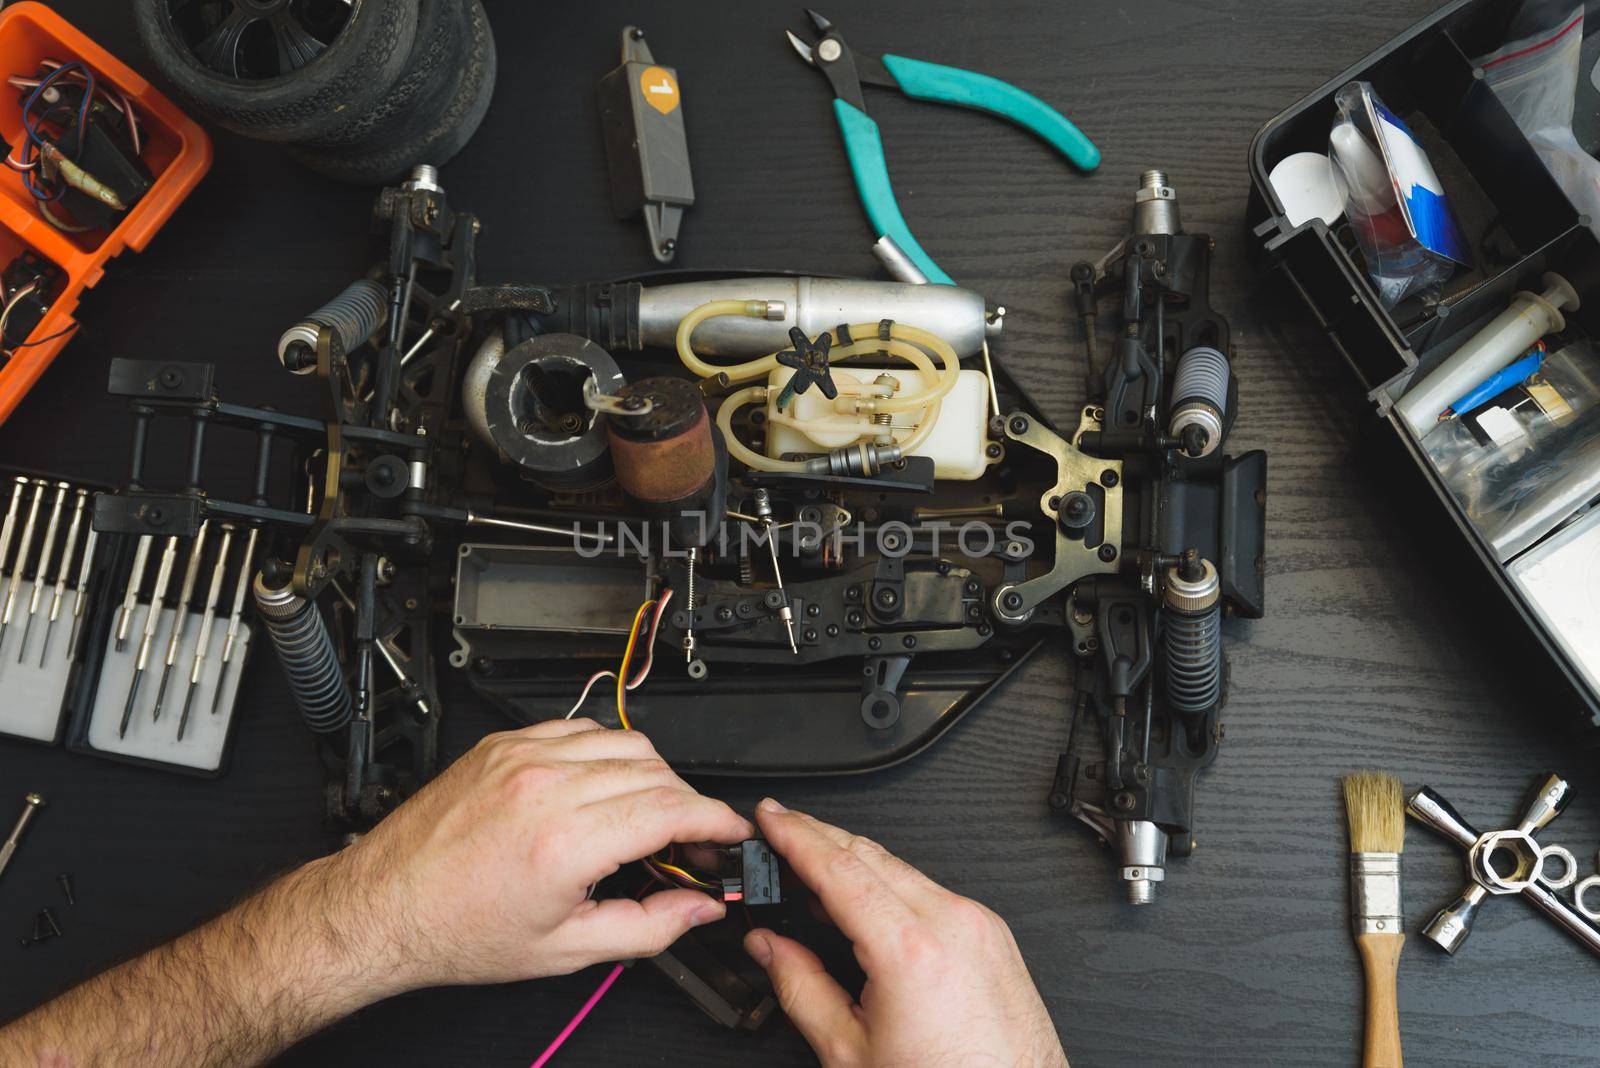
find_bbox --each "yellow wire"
[615,599,653,730]
[648,857,716,890]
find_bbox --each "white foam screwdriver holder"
[86,602,253,774]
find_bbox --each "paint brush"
[1343,771,1405,1068]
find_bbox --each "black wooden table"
[2,1,1598,1064]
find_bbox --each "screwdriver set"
[63,520,255,776]
[0,466,253,775]
[0,473,98,743]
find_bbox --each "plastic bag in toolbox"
[1476,6,1600,239]
[1329,81,1467,309]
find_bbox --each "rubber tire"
[299,0,465,148]
[133,0,420,143]
[289,0,495,186]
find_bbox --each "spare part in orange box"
[0,1,211,426]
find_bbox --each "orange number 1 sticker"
[640,66,680,115]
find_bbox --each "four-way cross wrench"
[1406,773,1600,958]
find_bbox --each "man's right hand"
[744,799,1068,1067]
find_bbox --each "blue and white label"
[1371,99,1471,266]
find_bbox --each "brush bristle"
[1342,771,1405,854]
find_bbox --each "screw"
[1098,545,1118,562]
[867,637,881,650]
[716,606,734,622]
[1101,469,1119,488]
[40,908,61,938]
[1008,415,1029,435]
[57,873,73,906]
[902,635,916,649]
[1002,591,1024,611]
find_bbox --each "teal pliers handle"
[834,100,956,285]
[832,57,1099,285]
[882,54,1100,172]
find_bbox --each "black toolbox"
[1247,0,1600,733]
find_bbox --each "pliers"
[786,9,1100,286]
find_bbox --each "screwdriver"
[120,535,178,738]
[38,488,87,666]
[0,481,45,651]
[63,525,98,662]
[18,481,68,662]
[0,794,43,887]
[153,521,209,722]
[178,523,232,740]
[115,535,153,651]
[210,526,258,718]
[0,478,24,589]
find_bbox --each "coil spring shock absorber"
[276,278,390,374]
[1168,346,1229,458]
[1162,549,1222,715]
[252,574,353,733]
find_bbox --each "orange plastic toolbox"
[0,1,211,424]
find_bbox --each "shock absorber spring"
[1162,549,1222,715]
[276,278,389,374]
[252,574,353,733]
[1168,345,1230,458]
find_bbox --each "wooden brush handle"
[1356,931,1404,1068]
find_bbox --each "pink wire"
[530,963,625,1068]
[627,589,673,688]
[562,589,675,720]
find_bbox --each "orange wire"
[615,599,653,730]
[646,857,716,891]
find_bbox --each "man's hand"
[344,718,753,989]
[744,799,1067,1067]
[0,720,751,1068]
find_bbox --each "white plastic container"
[763,366,992,480]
